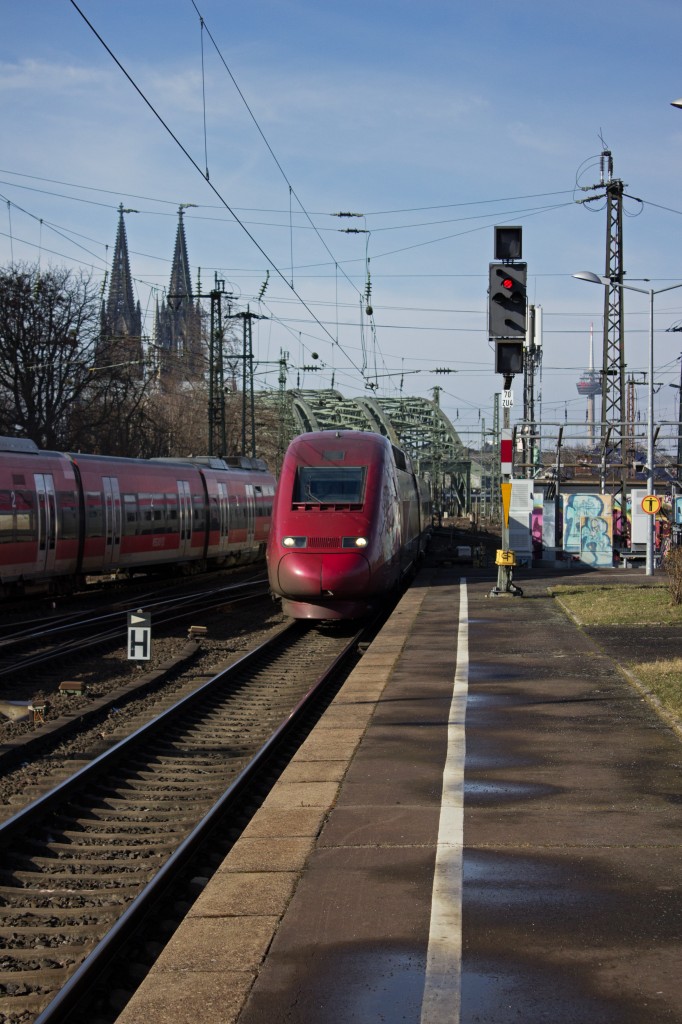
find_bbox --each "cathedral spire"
[99,204,143,373]
[154,205,204,380]
[105,204,140,332]
[169,205,195,301]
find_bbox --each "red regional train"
[0,436,275,598]
[266,430,432,620]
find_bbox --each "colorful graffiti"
[579,514,613,566]
[562,493,612,554]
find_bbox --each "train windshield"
[293,466,366,505]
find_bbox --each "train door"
[102,477,122,566]
[177,480,193,557]
[34,473,57,575]
[245,484,256,547]
[217,482,230,551]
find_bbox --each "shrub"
[663,545,682,605]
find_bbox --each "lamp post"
[573,272,682,575]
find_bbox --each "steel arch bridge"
[282,389,471,515]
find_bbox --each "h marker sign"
[128,610,152,661]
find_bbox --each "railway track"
[0,612,379,1023]
[0,571,269,681]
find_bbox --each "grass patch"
[631,658,682,719]
[550,584,682,626]
[551,584,682,722]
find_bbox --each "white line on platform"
[420,578,468,1024]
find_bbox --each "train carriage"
[267,430,431,620]
[0,439,81,591]
[0,437,275,597]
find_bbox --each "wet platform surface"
[116,568,682,1024]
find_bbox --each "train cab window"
[293,466,366,506]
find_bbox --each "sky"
[2,0,682,454]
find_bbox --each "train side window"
[192,494,206,531]
[59,491,79,541]
[208,495,219,532]
[85,491,103,538]
[139,493,153,535]
[152,493,165,534]
[0,490,16,542]
[391,446,407,472]
[15,490,35,541]
[0,491,12,542]
[123,494,139,536]
[0,490,36,543]
[166,493,178,530]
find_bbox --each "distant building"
[98,204,144,378]
[153,208,205,381]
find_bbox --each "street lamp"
[671,99,682,109]
[573,271,682,575]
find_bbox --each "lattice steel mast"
[578,148,627,508]
[600,152,626,444]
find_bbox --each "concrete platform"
[115,568,682,1024]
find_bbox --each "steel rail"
[29,618,365,1024]
[0,576,269,678]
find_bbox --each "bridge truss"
[278,389,472,517]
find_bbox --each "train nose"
[277,552,370,598]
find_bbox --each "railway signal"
[489,262,527,339]
[489,262,527,378]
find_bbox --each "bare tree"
[145,378,210,457]
[71,363,157,457]
[0,263,101,449]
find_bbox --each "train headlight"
[282,536,307,548]
[342,537,368,548]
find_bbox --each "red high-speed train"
[266,430,431,620]
[0,436,275,597]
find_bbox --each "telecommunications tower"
[576,323,601,446]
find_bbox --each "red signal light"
[502,277,513,290]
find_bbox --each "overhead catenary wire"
[1,168,628,222]
[68,0,368,380]
[199,15,210,180]
[188,0,390,391]
[187,1,364,302]
[0,192,106,265]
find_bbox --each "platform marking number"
[128,610,152,661]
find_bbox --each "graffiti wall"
[562,493,613,565]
